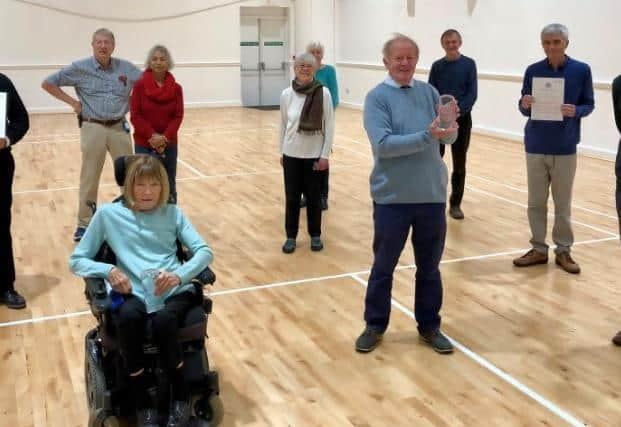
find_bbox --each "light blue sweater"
[363,78,456,204]
[69,202,213,306]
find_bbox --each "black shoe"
[167,401,191,427]
[419,329,454,354]
[300,195,307,208]
[310,236,324,252]
[73,226,86,242]
[282,238,296,254]
[449,206,464,220]
[0,290,26,310]
[321,198,328,211]
[355,327,383,353]
[136,408,158,427]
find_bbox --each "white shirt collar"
[384,75,414,88]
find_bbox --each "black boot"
[0,289,26,309]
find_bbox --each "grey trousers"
[526,153,577,255]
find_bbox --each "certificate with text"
[531,77,564,121]
[0,92,6,138]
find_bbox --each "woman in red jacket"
[131,45,183,203]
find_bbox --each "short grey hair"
[294,52,318,68]
[306,41,324,55]
[541,23,569,41]
[92,28,115,44]
[382,33,419,59]
[145,44,175,70]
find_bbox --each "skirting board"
[474,125,616,161]
[28,100,243,114]
[339,104,616,162]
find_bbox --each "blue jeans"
[364,202,447,334]
[135,144,178,203]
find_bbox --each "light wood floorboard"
[0,107,619,426]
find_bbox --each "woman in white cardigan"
[279,52,334,254]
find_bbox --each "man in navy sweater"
[428,29,477,220]
[355,34,458,355]
[513,23,594,274]
[0,73,29,309]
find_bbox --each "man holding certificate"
[513,23,594,274]
[0,73,29,309]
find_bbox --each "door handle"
[259,62,266,71]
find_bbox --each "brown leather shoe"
[555,252,580,274]
[512,249,548,267]
[612,331,621,346]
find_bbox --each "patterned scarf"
[292,79,324,135]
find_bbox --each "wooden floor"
[1,107,620,426]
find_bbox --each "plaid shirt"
[46,56,142,120]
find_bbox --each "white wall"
[0,0,293,113]
[4,0,618,157]
[336,0,621,158]
[293,0,336,64]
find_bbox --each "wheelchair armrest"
[84,277,112,315]
[191,266,216,287]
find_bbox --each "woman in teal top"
[69,155,213,427]
[301,41,339,210]
[307,42,339,109]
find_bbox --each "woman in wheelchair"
[69,155,213,427]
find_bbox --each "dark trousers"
[283,155,322,238]
[440,112,472,208]
[615,140,621,236]
[114,292,195,374]
[364,203,446,334]
[319,169,329,200]
[0,149,16,292]
[135,144,178,203]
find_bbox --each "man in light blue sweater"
[355,34,458,354]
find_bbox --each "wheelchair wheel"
[88,409,119,427]
[194,393,224,426]
[85,335,106,411]
[85,331,116,427]
[102,417,119,427]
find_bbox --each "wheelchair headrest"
[114,155,168,187]
[113,155,140,187]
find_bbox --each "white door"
[241,17,288,107]
[241,16,260,106]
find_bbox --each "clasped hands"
[108,267,181,296]
[520,95,576,117]
[148,133,167,154]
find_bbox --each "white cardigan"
[279,86,334,159]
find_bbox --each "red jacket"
[130,69,184,148]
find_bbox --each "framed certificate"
[0,92,6,138]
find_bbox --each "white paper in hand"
[0,92,6,138]
[531,77,564,121]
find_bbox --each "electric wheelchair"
[82,156,222,427]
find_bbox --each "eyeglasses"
[296,64,314,69]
